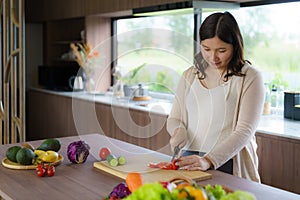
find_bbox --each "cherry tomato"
[47,165,55,177]
[159,181,169,188]
[99,147,111,160]
[36,163,43,172]
[36,167,46,177]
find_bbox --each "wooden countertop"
[0,133,299,200]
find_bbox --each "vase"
[85,76,96,92]
[113,80,124,97]
[80,69,95,92]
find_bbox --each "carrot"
[125,172,143,192]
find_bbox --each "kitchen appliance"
[38,65,80,91]
[68,76,84,91]
[284,91,300,120]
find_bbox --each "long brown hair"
[195,11,247,81]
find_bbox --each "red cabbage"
[67,140,90,164]
[109,182,131,199]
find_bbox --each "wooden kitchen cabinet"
[256,133,300,194]
[25,0,187,22]
[104,106,170,153]
[26,90,171,154]
[26,90,77,139]
[44,17,85,66]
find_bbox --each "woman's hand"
[170,127,187,151]
[177,155,212,171]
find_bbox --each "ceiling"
[198,0,299,6]
[232,0,261,1]
[219,0,260,2]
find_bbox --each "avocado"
[16,148,35,165]
[6,146,22,163]
[37,138,61,152]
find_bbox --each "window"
[237,3,300,91]
[204,2,300,92]
[113,2,300,97]
[114,12,195,94]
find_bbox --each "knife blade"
[171,145,180,162]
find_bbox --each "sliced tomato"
[148,162,170,168]
[148,160,178,170]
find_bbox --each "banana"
[34,150,58,163]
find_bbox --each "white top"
[186,77,233,152]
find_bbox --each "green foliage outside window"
[149,71,175,93]
[116,2,300,93]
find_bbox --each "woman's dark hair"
[195,11,246,81]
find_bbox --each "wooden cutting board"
[93,153,211,183]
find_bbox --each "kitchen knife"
[171,145,180,162]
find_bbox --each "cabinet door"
[26,91,77,140]
[44,18,85,66]
[256,133,300,194]
[107,105,171,154]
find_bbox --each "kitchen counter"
[26,88,300,194]
[31,88,300,140]
[0,133,299,199]
[257,114,300,140]
[33,88,173,116]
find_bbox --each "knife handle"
[171,145,180,161]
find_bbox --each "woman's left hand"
[177,155,212,171]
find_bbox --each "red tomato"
[172,159,179,170]
[159,181,169,188]
[47,165,55,177]
[36,168,46,177]
[99,147,111,160]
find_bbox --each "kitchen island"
[0,133,299,200]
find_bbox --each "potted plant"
[114,63,146,97]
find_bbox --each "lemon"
[34,149,47,157]
[41,150,59,163]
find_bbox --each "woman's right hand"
[170,127,187,151]
[177,155,212,171]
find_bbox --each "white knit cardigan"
[167,62,264,182]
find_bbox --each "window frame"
[110,11,200,97]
